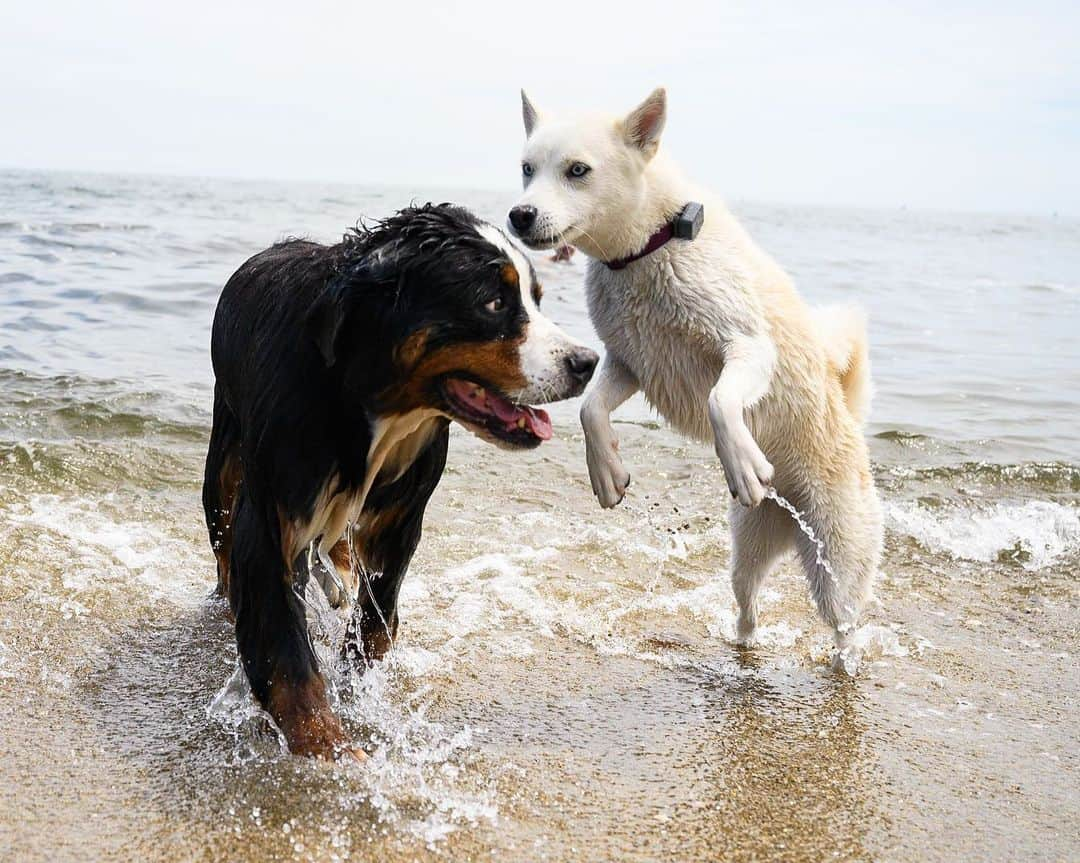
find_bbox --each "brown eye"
[532,284,543,306]
[484,296,505,313]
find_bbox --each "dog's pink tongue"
[487,392,553,440]
[446,379,552,440]
[525,406,553,440]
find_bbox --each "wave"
[18,232,128,256]
[887,499,1080,569]
[877,458,1080,493]
[0,220,154,234]
[0,369,209,444]
[2,492,207,608]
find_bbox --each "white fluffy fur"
[512,88,883,656]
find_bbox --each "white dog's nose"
[565,348,598,390]
[508,205,537,234]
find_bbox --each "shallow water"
[1,169,1077,862]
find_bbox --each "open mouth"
[442,378,553,448]
[507,220,576,252]
[519,225,581,252]
[518,234,559,251]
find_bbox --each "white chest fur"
[585,240,761,443]
[303,410,442,557]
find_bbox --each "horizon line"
[1,162,1073,223]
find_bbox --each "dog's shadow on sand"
[684,645,879,860]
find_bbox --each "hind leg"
[730,499,795,644]
[202,384,242,598]
[793,483,882,656]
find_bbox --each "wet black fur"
[202,204,535,740]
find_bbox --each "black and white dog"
[202,204,596,759]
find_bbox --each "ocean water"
[0,168,1077,862]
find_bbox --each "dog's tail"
[814,305,871,424]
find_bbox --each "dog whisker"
[561,224,613,261]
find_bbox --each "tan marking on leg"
[266,672,365,761]
[326,537,358,602]
[360,615,398,662]
[277,508,300,570]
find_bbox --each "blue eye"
[567,162,591,179]
[522,162,534,177]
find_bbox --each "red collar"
[603,223,675,271]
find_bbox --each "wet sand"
[1,419,1076,862]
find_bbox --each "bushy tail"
[814,305,871,424]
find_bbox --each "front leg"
[340,428,448,665]
[580,354,639,508]
[229,490,361,760]
[708,333,776,507]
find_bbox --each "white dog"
[507,88,883,660]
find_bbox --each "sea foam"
[887,499,1079,569]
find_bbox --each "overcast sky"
[2,1,1076,214]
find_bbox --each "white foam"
[835,624,909,674]
[206,580,500,845]
[0,639,14,680]
[5,493,207,606]
[403,501,849,668]
[887,499,1080,570]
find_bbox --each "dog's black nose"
[508,205,537,234]
[565,348,599,385]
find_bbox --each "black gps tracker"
[673,201,704,240]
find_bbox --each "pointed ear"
[622,87,667,158]
[521,89,541,137]
[307,284,348,367]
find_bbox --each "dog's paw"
[718,436,773,508]
[831,645,862,676]
[735,612,758,646]
[586,435,630,509]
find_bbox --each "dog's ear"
[521,89,541,137]
[307,246,400,366]
[622,87,667,159]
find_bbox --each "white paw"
[735,627,758,648]
[831,645,862,676]
[586,435,630,509]
[735,607,759,645]
[717,435,773,508]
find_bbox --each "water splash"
[887,498,1080,570]
[766,489,837,583]
[619,498,684,593]
[347,522,397,658]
